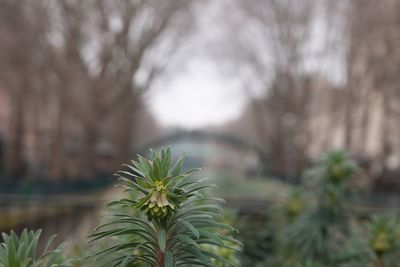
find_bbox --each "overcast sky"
[145,0,344,130]
[146,0,247,130]
[147,57,246,129]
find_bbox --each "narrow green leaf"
[159,229,166,252]
[165,251,174,267]
[180,219,200,239]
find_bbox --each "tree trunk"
[80,123,100,179]
[359,92,371,154]
[116,104,135,164]
[380,88,391,178]
[48,98,66,180]
[5,88,26,180]
[343,84,354,150]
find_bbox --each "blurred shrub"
[367,215,400,267]
[246,151,400,267]
[283,151,360,266]
[0,229,72,267]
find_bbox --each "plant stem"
[157,253,165,267]
[156,223,166,267]
[377,258,385,267]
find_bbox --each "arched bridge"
[133,130,268,161]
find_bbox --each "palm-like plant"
[284,151,360,266]
[0,229,71,267]
[367,215,400,267]
[89,148,241,267]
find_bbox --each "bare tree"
[218,0,316,177]
[345,0,400,187]
[0,0,197,181]
[0,1,49,179]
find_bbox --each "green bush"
[283,151,360,266]
[237,151,364,266]
[366,215,400,267]
[0,229,71,267]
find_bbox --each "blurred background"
[1,0,400,264]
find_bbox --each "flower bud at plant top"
[327,155,358,183]
[371,231,391,256]
[130,150,189,221]
[134,178,188,221]
[284,191,306,222]
[368,215,399,257]
[140,180,179,220]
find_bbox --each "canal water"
[1,140,262,247]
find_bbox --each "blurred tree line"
[0,0,196,182]
[219,0,400,190]
[2,0,400,191]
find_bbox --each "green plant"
[0,229,71,267]
[337,215,400,267]
[206,210,241,267]
[282,189,307,224]
[283,151,360,266]
[367,215,400,267]
[89,148,241,267]
[267,189,309,267]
